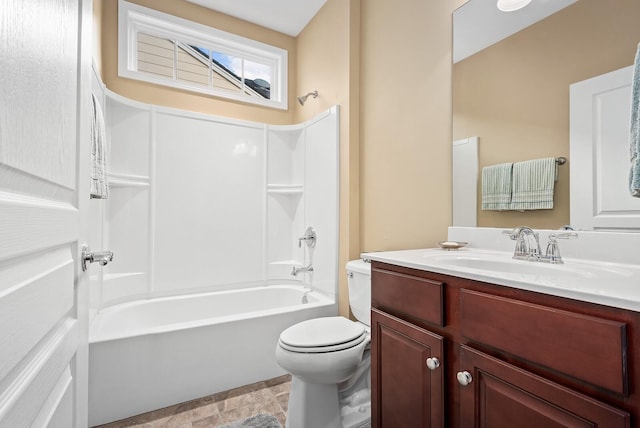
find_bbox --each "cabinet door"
[459,345,630,428]
[371,309,444,428]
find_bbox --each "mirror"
[452,0,640,229]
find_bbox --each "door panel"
[371,309,444,428]
[0,0,91,426]
[0,247,74,382]
[570,65,640,231]
[459,345,630,427]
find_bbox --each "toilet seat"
[279,317,367,354]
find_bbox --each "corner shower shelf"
[267,184,304,195]
[108,173,150,188]
[269,260,303,266]
[102,272,145,282]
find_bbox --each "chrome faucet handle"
[298,226,317,248]
[551,232,579,240]
[544,232,578,264]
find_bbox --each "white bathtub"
[88,285,336,426]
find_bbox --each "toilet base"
[337,356,371,428]
[287,377,342,428]
[285,354,371,428]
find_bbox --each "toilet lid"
[279,317,366,353]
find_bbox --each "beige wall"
[295,0,360,317]
[453,0,640,230]
[100,0,296,124]
[360,0,463,252]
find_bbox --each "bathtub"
[88,285,336,426]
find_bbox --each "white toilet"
[275,259,372,428]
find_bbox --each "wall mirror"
[452,0,640,230]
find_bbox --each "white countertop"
[363,230,640,312]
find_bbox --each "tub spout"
[291,265,313,276]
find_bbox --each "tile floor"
[95,374,291,428]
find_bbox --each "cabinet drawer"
[460,289,628,395]
[372,268,444,326]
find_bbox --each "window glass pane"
[137,33,174,78]
[211,51,242,93]
[244,60,272,100]
[176,43,210,87]
[120,1,288,108]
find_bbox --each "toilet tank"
[346,259,371,326]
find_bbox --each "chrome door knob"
[81,245,114,271]
[426,357,440,371]
[456,370,473,386]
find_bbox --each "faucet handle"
[502,228,518,240]
[298,227,316,248]
[545,239,562,264]
[551,232,578,240]
[544,232,578,264]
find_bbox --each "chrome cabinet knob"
[426,357,440,371]
[81,245,114,271]
[456,370,473,386]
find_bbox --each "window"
[118,0,288,109]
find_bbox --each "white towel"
[90,93,109,199]
[630,42,640,197]
[510,157,556,210]
[481,163,513,211]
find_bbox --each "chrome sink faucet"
[504,227,578,263]
[504,226,542,261]
[291,264,314,276]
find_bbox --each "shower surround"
[87,87,339,425]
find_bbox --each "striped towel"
[510,157,556,210]
[481,163,513,210]
[90,93,109,199]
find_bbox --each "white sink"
[428,253,633,282]
[364,247,640,311]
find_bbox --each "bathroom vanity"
[366,231,640,427]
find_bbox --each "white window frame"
[118,0,288,109]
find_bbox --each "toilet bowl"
[275,259,371,428]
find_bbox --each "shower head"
[297,90,318,106]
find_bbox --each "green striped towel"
[481,163,513,210]
[510,157,557,210]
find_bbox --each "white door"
[570,65,640,231]
[0,1,93,427]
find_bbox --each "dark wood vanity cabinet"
[371,309,444,427]
[371,261,639,428]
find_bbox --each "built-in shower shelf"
[108,173,150,188]
[267,184,303,195]
[269,260,303,266]
[103,272,145,281]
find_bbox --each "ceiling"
[185,0,327,37]
[453,0,578,63]
[187,0,577,59]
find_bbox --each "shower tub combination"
[88,89,341,426]
[88,285,335,426]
